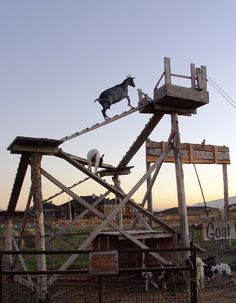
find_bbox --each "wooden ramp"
[60,104,146,142]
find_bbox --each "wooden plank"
[99,167,132,177]
[7,154,30,213]
[164,57,171,84]
[153,104,196,115]
[196,67,203,90]
[201,66,207,91]
[10,144,59,154]
[190,63,196,88]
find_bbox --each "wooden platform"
[153,83,209,109]
[8,136,63,155]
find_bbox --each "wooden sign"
[89,251,118,275]
[146,139,230,165]
[202,220,236,241]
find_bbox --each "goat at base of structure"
[196,257,205,291]
[87,149,104,175]
[94,75,135,120]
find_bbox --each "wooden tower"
[3,57,216,295]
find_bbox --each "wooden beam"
[7,153,30,213]
[118,114,164,167]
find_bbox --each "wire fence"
[0,248,196,303]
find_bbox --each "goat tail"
[94,98,99,103]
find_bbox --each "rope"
[193,164,208,217]
[43,177,90,203]
[207,76,236,110]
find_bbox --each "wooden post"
[164,57,171,84]
[190,63,196,89]
[146,162,153,226]
[112,176,123,228]
[31,153,47,298]
[222,164,229,220]
[201,65,207,91]
[4,216,12,270]
[171,113,190,258]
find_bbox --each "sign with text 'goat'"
[202,220,236,241]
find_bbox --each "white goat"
[196,257,205,291]
[87,149,104,175]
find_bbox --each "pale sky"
[1,1,236,210]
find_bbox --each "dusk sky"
[1,1,236,211]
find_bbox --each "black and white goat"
[141,270,167,292]
[87,149,104,175]
[204,255,234,286]
[94,75,135,120]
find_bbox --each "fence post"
[98,276,102,303]
[190,245,197,303]
[0,253,2,303]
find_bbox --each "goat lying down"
[87,149,104,175]
[94,75,135,120]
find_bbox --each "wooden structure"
[3,57,213,295]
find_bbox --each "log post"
[146,161,153,226]
[222,164,229,220]
[112,176,123,228]
[171,113,190,258]
[31,153,47,298]
[4,216,12,270]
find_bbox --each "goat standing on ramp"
[87,149,104,175]
[94,75,136,120]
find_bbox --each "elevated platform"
[138,57,209,116]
